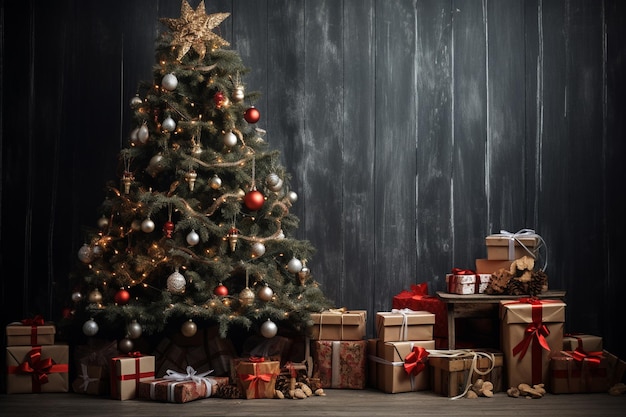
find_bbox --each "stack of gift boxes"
[5,316,69,394]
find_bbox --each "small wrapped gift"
[485,229,542,261]
[312,340,367,389]
[550,350,609,394]
[375,310,435,342]
[137,366,229,403]
[235,358,280,399]
[428,349,503,397]
[371,340,434,393]
[392,283,447,346]
[6,344,69,393]
[445,269,491,294]
[72,364,107,395]
[309,309,366,340]
[6,315,56,346]
[563,333,603,353]
[500,298,565,388]
[110,353,155,400]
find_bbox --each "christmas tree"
[68,0,333,350]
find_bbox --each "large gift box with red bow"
[110,353,155,400]
[138,367,229,403]
[375,310,435,342]
[428,349,503,397]
[234,358,280,399]
[500,299,565,388]
[312,340,367,389]
[6,344,69,393]
[6,316,56,346]
[371,340,434,393]
[309,309,366,341]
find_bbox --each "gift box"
[372,340,434,393]
[6,316,56,346]
[235,358,280,399]
[445,270,491,294]
[485,231,539,261]
[428,349,503,397]
[313,340,367,389]
[375,310,435,342]
[110,354,155,400]
[563,333,603,353]
[309,309,366,340]
[500,299,565,388]
[137,367,229,403]
[6,344,69,393]
[72,364,107,395]
[550,350,609,394]
[475,258,513,274]
[392,283,448,344]
[73,339,119,383]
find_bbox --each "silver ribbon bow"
[164,366,215,397]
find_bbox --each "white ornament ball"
[141,218,155,233]
[138,124,149,143]
[268,178,283,192]
[257,285,273,302]
[287,257,303,273]
[287,191,298,203]
[71,291,83,303]
[118,338,134,353]
[82,318,99,337]
[260,319,278,338]
[161,73,178,91]
[251,242,266,257]
[97,216,109,229]
[162,116,176,132]
[127,320,142,339]
[167,269,186,293]
[78,244,93,263]
[186,230,200,246]
[181,320,197,337]
[210,175,222,190]
[222,131,237,147]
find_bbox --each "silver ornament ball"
[162,116,176,132]
[130,95,143,108]
[186,230,200,246]
[222,131,238,147]
[260,319,278,338]
[251,242,266,257]
[78,244,94,264]
[287,257,303,274]
[268,178,283,192]
[257,285,274,302]
[127,320,143,339]
[161,73,178,91]
[287,191,298,203]
[167,269,186,293]
[82,318,99,337]
[71,291,83,303]
[138,124,149,143]
[141,218,155,233]
[210,175,222,190]
[118,338,134,353]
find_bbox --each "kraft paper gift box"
[72,364,107,395]
[6,316,56,346]
[375,310,435,342]
[428,349,503,397]
[445,269,491,295]
[110,354,155,400]
[562,334,603,352]
[500,299,565,388]
[313,340,367,389]
[485,231,538,261]
[235,359,280,399]
[6,344,69,393]
[310,309,366,340]
[392,284,448,346]
[475,258,513,274]
[137,367,229,403]
[550,350,609,394]
[373,340,434,393]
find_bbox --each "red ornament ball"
[163,220,175,238]
[244,106,260,123]
[214,284,229,297]
[244,189,265,211]
[114,288,131,305]
[214,91,225,108]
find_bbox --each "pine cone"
[275,374,290,395]
[215,383,243,399]
[485,268,511,294]
[528,270,548,296]
[506,277,527,295]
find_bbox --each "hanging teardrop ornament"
[185,169,197,191]
[227,226,239,252]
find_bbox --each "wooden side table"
[435,290,567,349]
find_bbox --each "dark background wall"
[1,0,625,371]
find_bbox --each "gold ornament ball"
[181,319,197,337]
[88,289,103,304]
[239,287,255,306]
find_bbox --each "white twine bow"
[164,366,215,398]
[498,228,548,271]
[391,308,415,341]
[78,363,100,392]
[427,349,496,400]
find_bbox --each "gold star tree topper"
[160,0,230,60]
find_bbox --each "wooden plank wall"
[1,0,625,371]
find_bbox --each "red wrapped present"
[6,344,69,393]
[6,315,56,346]
[313,340,367,389]
[550,350,609,394]
[500,298,565,388]
[110,352,155,400]
[138,366,229,403]
[235,357,280,399]
[392,283,447,341]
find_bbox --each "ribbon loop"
[403,346,429,376]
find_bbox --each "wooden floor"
[1,389,625,417]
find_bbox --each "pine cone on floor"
[506,277,527,295]
[215,383,243,399]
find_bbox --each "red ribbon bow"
[21,315,45,326]
[126,351,143,358]
[240,371,273,398]
[403,346,429,376]
[248,356,265,363]
[571,348,603,368]
[17,348,55,387]
[512,298,550,359]
[451,268,476,275]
